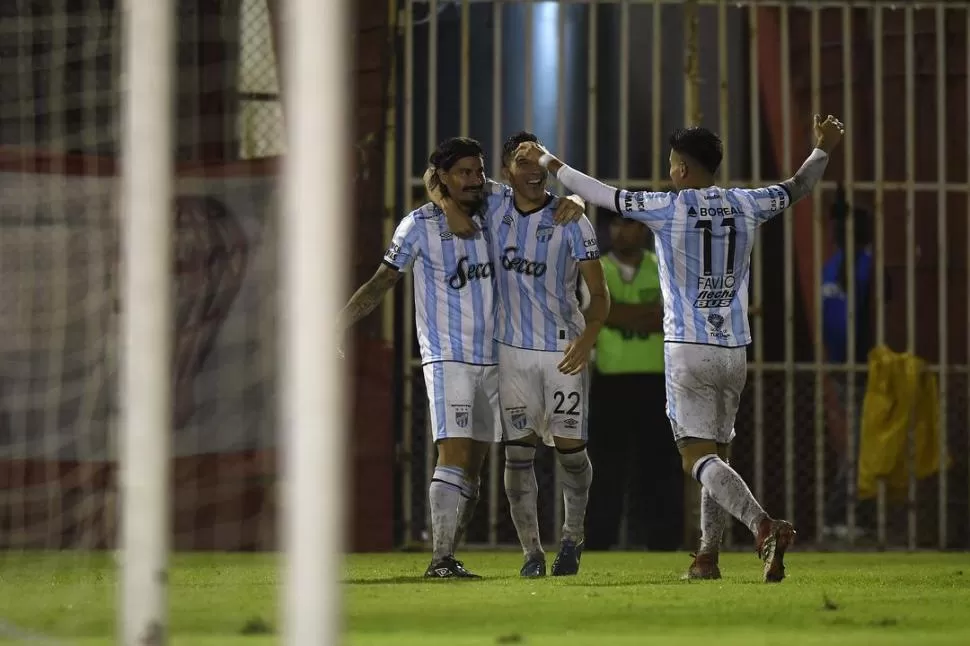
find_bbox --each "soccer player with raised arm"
[430,132,610,578]
[338,136,584,578]
[515,115,844,583]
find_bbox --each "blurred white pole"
[281,0,350,643]
[120,0,173,644]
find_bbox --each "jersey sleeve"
[565,215,601,261]
[383,213,421,272]
[556,164,675,229]
[614,189,677,228]
[732,184,792,224]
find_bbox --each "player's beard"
[458,189,484,213]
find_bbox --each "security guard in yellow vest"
[584,213,684,550]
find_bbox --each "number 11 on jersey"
[694,217,736,276]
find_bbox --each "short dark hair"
[502,130,540,167]
[428,136,484,172]
[669,127,723,175]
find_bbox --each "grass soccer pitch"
[1,551,969,645]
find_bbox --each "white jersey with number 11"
[614,184,790,347]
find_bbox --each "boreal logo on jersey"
[501,246,547,277]
[447,256,494,289]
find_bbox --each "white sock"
[504,444,543,558]
[455,476,480,547]
[557,447,592,543]
[699,485,729,553]
[693,455,766,536]
[429,465,468,561]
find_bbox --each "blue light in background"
[531,2,559,147]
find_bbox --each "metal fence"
[394,0,970,551]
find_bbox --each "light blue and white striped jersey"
[384,202,498,365]
[614,184,790,347]
[481,187,601,352]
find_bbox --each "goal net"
[0,0,284,640]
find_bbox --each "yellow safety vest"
[595,253,664,374]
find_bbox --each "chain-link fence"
[238,0,284,159]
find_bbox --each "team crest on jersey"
[707,313,730,340]
[507,408,528,431]
[455,410,469,428]
[536,225,555,242]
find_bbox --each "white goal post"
[120,0,174,643]
[280,1,352,646]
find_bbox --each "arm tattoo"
[781,148,829,205]
[338,268,401,330]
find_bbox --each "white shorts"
[423,361,501,443]
[498,343,590,447]
[664,342,747,445]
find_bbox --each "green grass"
[1,551,969,645]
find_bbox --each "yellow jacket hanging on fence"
[857,345,949,501]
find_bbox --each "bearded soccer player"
[513,115,844,583]
[430,131,610,577]
[338,136,584,578]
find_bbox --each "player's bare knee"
[436,437,475,471]
[676,438,719,476]
[468,440,491,475]
[716,442,730,461]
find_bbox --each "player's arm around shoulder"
[551,193,586,225]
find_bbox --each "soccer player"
[429,131,610,578]
[338,136,585,578]
[514,114,844,583]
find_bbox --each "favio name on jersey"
[447,256,494,289]
[693,274,736,308]
[501,246,547,277]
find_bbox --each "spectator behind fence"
[821,186,886,540]
[583,213,683,551]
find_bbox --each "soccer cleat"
[424,555,481,579]
[519,554,547,578]
[551,538,584,576]
[682,552,722,580]
[755,518,796,583]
